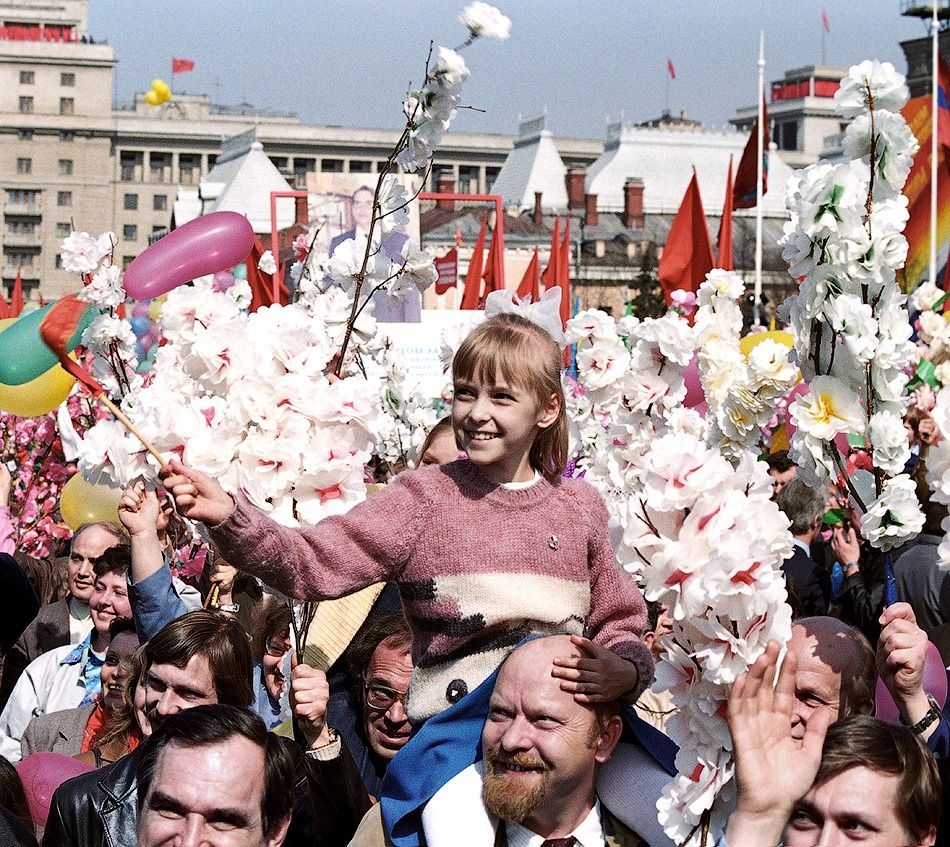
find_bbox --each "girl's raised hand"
[118,479,161,537]
[552,634,640,704]
[158,458,235,526]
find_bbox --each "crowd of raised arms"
[0,307,945,847]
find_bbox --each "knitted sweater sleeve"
[581,486,654,702]
[208,471,430,601]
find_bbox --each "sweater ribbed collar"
[445,459,560,508]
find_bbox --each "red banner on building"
[434,248,458,295]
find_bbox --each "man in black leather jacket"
[42,610,254,847]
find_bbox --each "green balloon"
[0,300,98,386]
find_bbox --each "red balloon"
[123,211,254,300]
[17,752,94,827]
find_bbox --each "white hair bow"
[483,287,565,347]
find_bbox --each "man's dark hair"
[136,704,294,839]
[645,599,662,634]
[107,616,137,640]
[93,543,132,579]
[145,610,253,708]
[253,600,292,661]
[812,716,941,843]
[346,612,412,704]
[765,450,795,474]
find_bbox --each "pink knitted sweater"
[210,460,652,722]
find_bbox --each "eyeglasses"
[363,680,408,711]
[264,637,291,658]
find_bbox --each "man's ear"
[265,812,292,847]
[536,393,561,430]
[593,714,624,764]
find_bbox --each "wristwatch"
[900,694,942,735]
[211,602,240,613]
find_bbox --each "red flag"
[733,98,769,209]
[172,58,195,74]
[937,56,950,149]
[460,217,487,310]
[555,217,571,329]
[821,9,830,33]
[516,248,541,301]
[434,248,458,295]
[39,296,104,395]
[541,218,560,290]
[10,269,24,317]
[667,58,676,80]
[246,236,288,312]
[717,157,735,271]
[0,294,9,320]
[658,171,714,304]
[481,222,503,300]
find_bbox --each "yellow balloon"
[144,90,160,106]
[153,80,172,102]
[739,329,794,358]
[59,474,122,531]
[147,300,163,321]
[0,318,76,417]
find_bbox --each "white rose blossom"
[458,1,511,40]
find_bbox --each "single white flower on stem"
[258,250,278,275]
[789,375,865,441]
[860,473,925,551]
[834,60,909,118]
[61,231,108,274]
[458,1,511,40]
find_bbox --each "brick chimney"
[584,193,598,227]
[436,175,455,209]
[295,195,308,225]
[533,191,543,225]
[623,178,645,229]
[565,166,586,211]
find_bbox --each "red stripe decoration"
[39,296,105,395]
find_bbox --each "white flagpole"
[931,2,939,287]
[754,31,765,326]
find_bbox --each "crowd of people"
[0,307,946,847]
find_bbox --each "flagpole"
[931,2,939,288]
[754,31,765,326]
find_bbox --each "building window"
[321,158,344,173]
[122,255,135,269]
[16,158,31,175]
[56,223,71,238]
[18,96,33,114]
[123,224,137,241]
[19,71,34,85]
[60,72,75,86]
[4,250,35,268]
[59,97,74,116]
[55,254,63,269]
[153,194,167,211]
[123,193,138,211]
[17,129,33,141]
[58,159,73,176]
[57,191,72,207]
[178,155,200,185]
[60,130,74,142]
[7,190,39,205]
[149,153,171,183]
[6,219,37,235]
[348,160,372,173]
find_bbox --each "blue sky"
[89,0,930,140]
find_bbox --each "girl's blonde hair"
[452,313,567,481]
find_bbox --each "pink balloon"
[781,382,809,442]
[17,752,94,827]
[875,640,948,722]
[683,355,705,410]
[212,270,236,292]
[123,211,254,300]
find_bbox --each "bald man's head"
[787,617,876,740]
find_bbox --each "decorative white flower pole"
[781,61,922,586]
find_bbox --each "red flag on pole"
[0,292,10,320]
[717,156,735,271]
[481,222,503,299]
[516,248,541,301]
[733,98,769,209]
[541,218,560,290]
[434,248,458,295]
[658,171,714,304]
[556,217,572,330]
[39,296,105,395]
[172,58,195,74]
[460,217,487,310]
[821,9,830,33]
[667,58,676,80]
[937,56,950,148]
[10,269,24,316]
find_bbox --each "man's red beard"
[481,749,550,824]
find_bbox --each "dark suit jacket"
[0,598,72,710]
[21,702,95,759]
[493,807,647,846]
[782,545,830,617]
[0,553,39,654]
